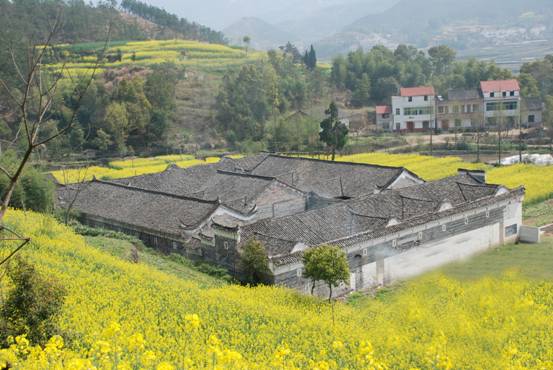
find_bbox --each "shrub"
[240,239,273,285]
[1,258,66,345]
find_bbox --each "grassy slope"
[85,236,223,288]
[523,199,553,227]
[440,238,553,281]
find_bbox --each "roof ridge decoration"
[216,169,275,181]
[267,154,409,171]
[93,178,220,204]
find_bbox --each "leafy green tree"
[544,95,553,152]
[104,102,129,154]
[303,45,317,70]
[428,45,456,75]
[0,152,54,213]
[302,245,350,301]
[372,77,400,103]
[1,257,66,345]
[240,239,273,285]
[351,73,371,107]
[243,35,251,55]
[518,73,541,98]
[319,102,348,160]
[92,129,112,151]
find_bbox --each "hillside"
[2,209,552,368]
[221,0,399,51]
[223,17,295,50]
[316,0,553,61]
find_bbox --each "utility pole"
[518,98,523,163]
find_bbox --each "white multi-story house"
[391,86,436,132]
[481,79,521,129]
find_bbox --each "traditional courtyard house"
[481,79,521,129]
[375,105,392,131]
[436,89,484,131]
[521,97,545,128]
[58,155,524,296]
[58,155,422,259]
[219,170,524,296]
[391,86,436,132]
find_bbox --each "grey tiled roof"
[239,174,511,262]
[111,164,297,214]
[523,97,544,111]
[224,155,412,198]
[57,179,219,237]
[447,89,482,101]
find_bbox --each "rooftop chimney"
[458,169,486,183]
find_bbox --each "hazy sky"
[139,0,388,29]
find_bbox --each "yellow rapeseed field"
[51,155,223,184]
[336,153,553,204]
[46,39,265,75]
[54,152,553,204]
[1,210,552,369]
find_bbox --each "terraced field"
[46,39,265,76]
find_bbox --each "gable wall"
[254,182,306,220]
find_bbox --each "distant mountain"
[145,0,394,30]
[316,0,553,60]
[221,0,399,51]
[223,18,295,50]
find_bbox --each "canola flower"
[45,39,265,76]
[50,155,228,184]
[329,152,553,205]
[0,210,552,368]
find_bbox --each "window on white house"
[396,108,401,115]
[438,106,444,114]
[503,91,507,97]
[424,95,428,101]
[505,224,518,237]
[510,91,515,96]
[490,92,495,98]
[528,115,535,123]
[408,97,413,102]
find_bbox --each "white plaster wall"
[381,222,501,285]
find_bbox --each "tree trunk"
[331,147,336,161]
[0,146,33,222]
[311,281,316,295]
[328,284,332,302]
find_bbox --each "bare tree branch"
[0,165,12,180]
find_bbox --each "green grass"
[85,235,224,288]
[523,200,553,227]
[440,238,553,281]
